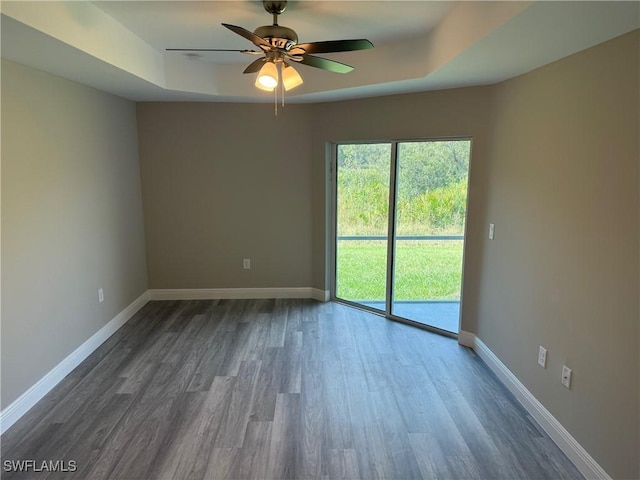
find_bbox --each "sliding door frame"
[329,141,392,320]
[330,137,473,339]
[385,142,399,318]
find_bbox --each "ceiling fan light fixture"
[256,61,278,90]
[282,64,303,91]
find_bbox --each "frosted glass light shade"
[282,65,303,91]
[255,77,275,91]
[256,62,278,90]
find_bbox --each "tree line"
[337,141,470,235]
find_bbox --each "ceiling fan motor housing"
[254,24,298,49]
[167,0,373,76]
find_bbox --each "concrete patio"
[360,300,460,333]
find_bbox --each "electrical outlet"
[562,365,572,389]
[98,288,104,303]
[489,223,495,240]
[243,258,251,269]
[538,346,547,368]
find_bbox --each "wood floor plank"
[2,345,132,463]
[152,376,234,480]
[86,366,182,479]
[323,449,360,480]
[284,299,303,335]
[116,332,176,394]
[144,390,208,480]
[370,389,424,479]
[1,423,61,480]
[233,421,273,480]
[342,361,397,479]
[217,321,266,377]
[427,356,530,479]
[409,433,484,479]
[203,447,238,480]
[320,359,353,451]
[186,330,235,392]
[300,359,323,479]
[250,347,284,422]
[280,331,302,394]
[390,365,435,433]
[267,308,288,348]
[12,378,132,478]
[1,299,584,480]
[45,393,135,480]
[214,360,261,448]
[266,393,302,480]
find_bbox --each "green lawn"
[336,240,463,301]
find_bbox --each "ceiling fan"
[167,0,374,94]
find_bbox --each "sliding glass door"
[390,140,470,333]
[333,140,471,334]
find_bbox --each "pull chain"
[272,62,288,116]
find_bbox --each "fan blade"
[297,55,353,73]
[166,48,262,54]
[243,58,265,74]
[295,39,373,54]
[222,23,271,48]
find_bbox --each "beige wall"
[1,60,148,408]
[136,102,313,289]
[478,30,639,479]
[136,89,492,319]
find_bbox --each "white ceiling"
[1,1,638,103]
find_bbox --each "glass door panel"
[391,140,471,333]
[334,143,391,311]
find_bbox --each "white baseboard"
[462,331,611,480]
[149,287,329,302]
[311,288,330,302]
[457,329,475,348]
[0,291,150,435]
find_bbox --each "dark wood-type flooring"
[1,299,583,479]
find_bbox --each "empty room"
[1,1,638,479]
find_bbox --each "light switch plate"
[538,346,547,368]
[562,365,572,389]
